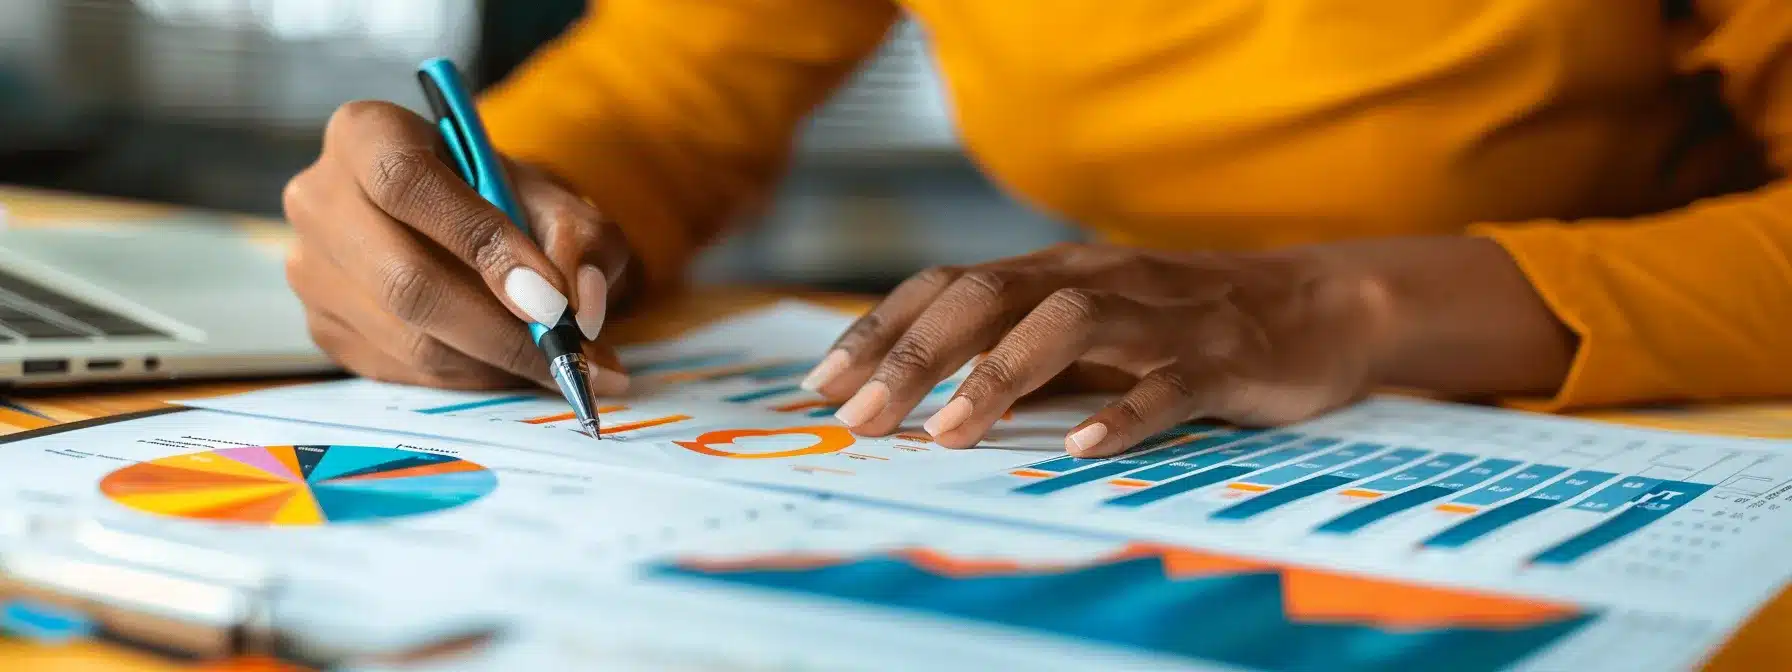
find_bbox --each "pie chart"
[99,445,497,526]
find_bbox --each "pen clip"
[415,58,531,234]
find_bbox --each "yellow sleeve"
[477,0,899,293]
[1472,0,1792,410]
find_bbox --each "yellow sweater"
[480,0,1792,411]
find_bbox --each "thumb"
[508,161,633,342]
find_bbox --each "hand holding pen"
[281,63,634,429]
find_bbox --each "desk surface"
[2,186,1789,670]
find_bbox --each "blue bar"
[1013,446,1207,496]
[1431,459,1523,490]
[1024,454,1109,474]
[1120,431,1276,482]
[1421,496,1558,549]
[1315,459,1514,534]
[1356,453,1476,492]
[631,352,743,375]
[807,406,841,418]
[1532,481,1713,565]
[1225,438,1343,473]
[1571,476,1661,513]
[1328,448,1429,481]
[1316,486,1456,534]
[1210,474,1355,521]
[743,360,819,382]
[1240,443,1383,486]
[414,394,535,415]
[1528,470,1618,502]
[1105,465,1255,508]
[723,385,803,404]
[1452,464,1569,507]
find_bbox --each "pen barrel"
[534,322,584,361]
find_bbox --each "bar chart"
[947,421,1792,575]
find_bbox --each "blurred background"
[0,0,1076,293]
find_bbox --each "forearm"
[1299,235,1577,399]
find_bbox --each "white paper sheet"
[179,302,1792,670]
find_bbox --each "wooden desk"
[2,186,1787,670]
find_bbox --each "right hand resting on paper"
[282,100,633,393]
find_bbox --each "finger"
[303,306,518,390]
[287,244,542,388]
[925,289,1165,448]
[1068,364,1226,458]
[837,269,1058,437]
[510,161,631,341]
[801,265,962,398]
[326,100,572,327]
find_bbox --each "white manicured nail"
[503,267,568,326]
[575,265,608,340]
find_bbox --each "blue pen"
[416,58,603,439]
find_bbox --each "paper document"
[0,408,826,649]
[179,302,1792,670]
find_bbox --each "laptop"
[0,222,335,386]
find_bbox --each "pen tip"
[582,418,603,441]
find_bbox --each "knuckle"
[1150,369,1199,400]
[914,265,962,289]
[366,146,433,212]
[880,339,937,377]
[838,313,887,348]
[462,222,516,277]
[330,99,404,132]
[280,171,312,223]
[1043,287,1106,323]
[952,270,1008,303]
[1113,396,1152,425]
[375,259,442,326]
[970,354,1022,390]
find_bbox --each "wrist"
[1292,235,1576,397]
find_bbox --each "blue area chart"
[656,546,1595,672]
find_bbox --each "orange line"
[895,433,933,443]
[895,444,930,452]
[774,399,833,413]
[1339,489,1382,499]
[1435,504,1479,514]
[1009,469,1054,478]
[599,414,692,435]
[842,452,889,461]
[1228,482,1272,492]
[1110,478,1152,488]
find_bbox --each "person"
[282,1,1792,459]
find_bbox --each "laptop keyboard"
[0,268,167,341]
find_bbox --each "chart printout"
[184,302,1792,668]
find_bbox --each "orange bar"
[1228,483,1272,492]
[1109,478,1152,488]
[895,433,933,443]
[599,414,692,435]
[774,399,833,413]
[1339,489,1382,499]
[1435,504,1479,514]
[1008,469,1054,478]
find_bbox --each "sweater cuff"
[1469,221,1660,412]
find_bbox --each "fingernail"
[575,265,608,340]
[504,267,568,326]
[834,382,890,427]
[588,367,630,395]
[923,396,974,437]
[1066,423,1109,454]
[801,350,851,392]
